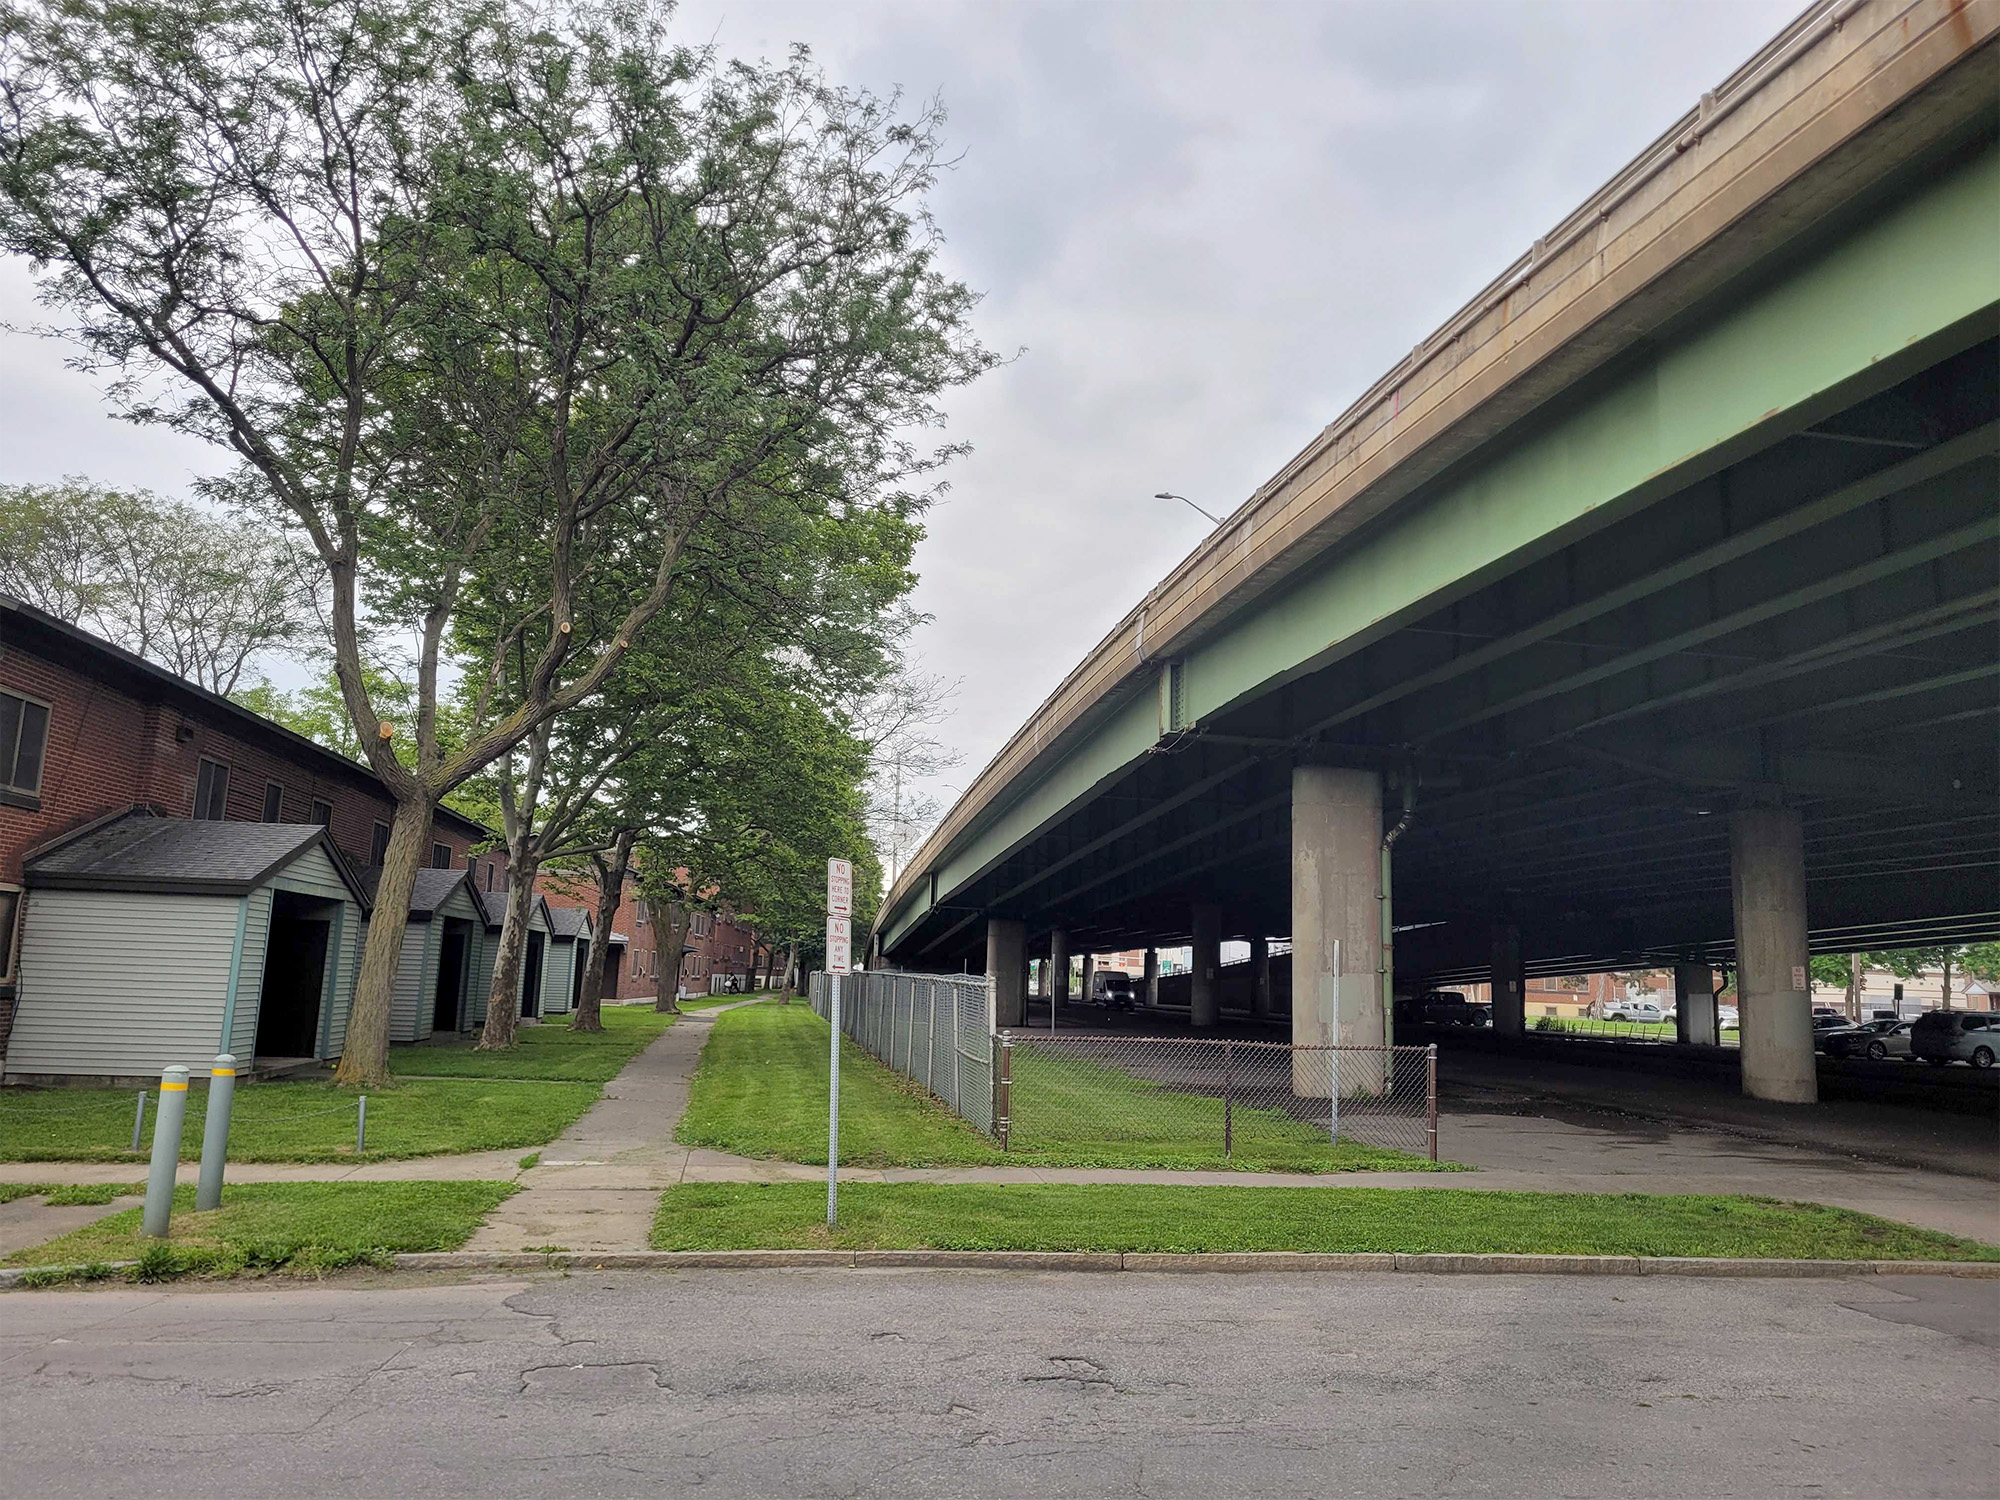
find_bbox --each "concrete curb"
[6,1250,1997,1286]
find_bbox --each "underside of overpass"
[875,3,1998,1104]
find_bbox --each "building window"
[194,757,230,820]
[485,862,495,892]
[432,843,452,870]
[310,798,333,827]
[261,782,284,822]
[370,821,390,866]
[0,887,20,984]
[635,899,649,925]
[0,691,50,803]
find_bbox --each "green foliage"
[0,479,314,692]
[652,1183,2000,1260]
[1809,954,1857,990]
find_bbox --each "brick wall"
[540,871,765,1001]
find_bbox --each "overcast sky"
[0,0,1801,816]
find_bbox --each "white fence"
[809,970,997,1136]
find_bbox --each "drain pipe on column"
[1380,773,1415,1052]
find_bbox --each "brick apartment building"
[0,597,489,1072]
[540,870,766,1001]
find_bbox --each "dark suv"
[1910,1010,1999,1068]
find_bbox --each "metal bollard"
[355,1094,367,1154]
[195,1054,237,1211]
[130,1090,148,1153]
[142,1065,190,1238]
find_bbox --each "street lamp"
[1156,491,1224,526]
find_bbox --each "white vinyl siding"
[467,921,497,1028]
[5,890,241,1077]
[543,937,575,1015]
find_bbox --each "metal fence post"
[195,1054,236,1211]
[142,1065,190,1238]
[355,1094,368,1155]
[995,1034,1012,1150]
[129,1089,148,1153]
[1426,1044,1438,1162]
[827,971,842,1227]
[1222,1041,1234,1159]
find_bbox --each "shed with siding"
[542,906,594,1017]
[5,811,369,1081]
[360,867,487,1042]
[465,886,556,1025]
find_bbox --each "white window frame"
[0,885,21,985]
[194,756,231,820]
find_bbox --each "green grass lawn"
[0,1182,140,1206]
[389,1003,675,1082]
[676,1004,1448,1172]
[0,1077,600,1163]
[674,992,776,1012]
[652,1182,2000,1260]
[7,1180,516,1280]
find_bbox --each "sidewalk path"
[465,1000,759,1253]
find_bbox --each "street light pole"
[1155,491,1225,526]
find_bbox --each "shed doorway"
[570,938,591,1011]
[433,918,472,1033]
[256,893,332,1059]
[520,930,546,1019]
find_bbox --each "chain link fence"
[809,971,997,1135]
[999,1033,1437,1166]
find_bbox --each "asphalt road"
[2,1269,1995,1498]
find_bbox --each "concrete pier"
[1490,923,1524,1038]
[1291,766,1384,1093]
[1190,903,1222,1027]
[986,919,1026,1028]
[1730,806,1815,1103]
[1675,962,1719,1047]
[1251,936,1272,1018]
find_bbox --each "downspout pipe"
[1380,775,1415,1051]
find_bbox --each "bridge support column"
[1731,806,1816,1103]
[1251,936,1272,1018]
[986,918,1026,1028]
[1080,952,1096,1009]
[1675,962,1718,1046]
[1144,947,1159,1007]
[1190,903,1222,1027]
[1490,923,1524,1038]
[1291,766,1384,1095]
[1048,929,1070,1021]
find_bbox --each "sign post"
[825,857,853,1228]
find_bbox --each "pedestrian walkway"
[465,999,758,1253]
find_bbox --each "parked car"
[1823,1018,1915,1061]
[1395,990,1484,1027]
[1808,1013,1853,1050]
[1811,1006,1846,1021]
[1910,1010,2000,1068]
[1091,971,1138,1011]
[1604,999,1667,1025]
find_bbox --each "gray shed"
[367,867,487,1041]
[7,811,368,1080]
[542,906,594,1016]
[465,886,556,1025]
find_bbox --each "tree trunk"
[1847,953,1862,1022]
[333,797,434,1087]
[654,902,690,1014]
[478,853,540,1050]
[778,940,798,1004]
[571,829,634,1033]
[1943,956,1954,1012]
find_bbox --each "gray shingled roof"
[26,811,365,901]
[546,906,591,939]
[410,867,472,916]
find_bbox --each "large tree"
[0,480,315,692]
[0,0,992,1083]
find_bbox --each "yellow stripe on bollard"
[160,1081,188,1092]
[210,1068,235,1077]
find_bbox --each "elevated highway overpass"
[873,0,2000,1104]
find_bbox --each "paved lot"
[2,1268,1995,1497]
